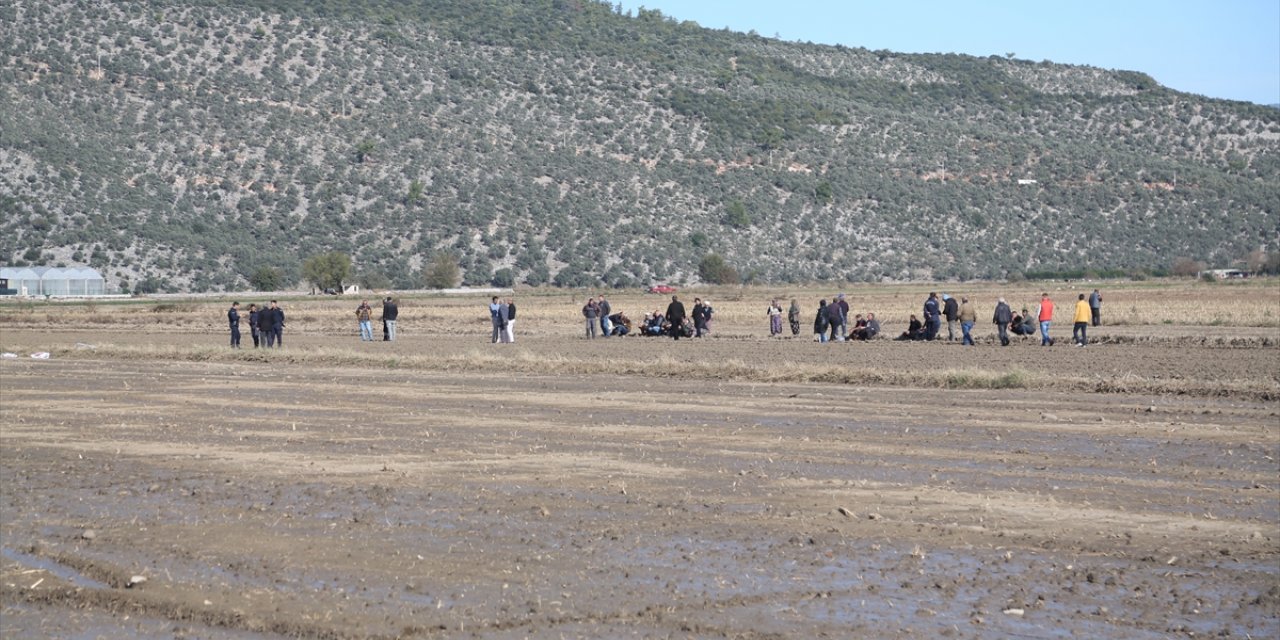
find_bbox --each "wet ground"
[2,348,1277,638]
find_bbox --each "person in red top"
[1035,293,1054,346]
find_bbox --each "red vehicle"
[648,284,677,294]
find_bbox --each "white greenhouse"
[0,266,106,297]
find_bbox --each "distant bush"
[698,253,739,285]
[423,253,460,289]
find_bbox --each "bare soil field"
[2,282,1278,638]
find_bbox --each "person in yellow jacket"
[1072,293,1092,346]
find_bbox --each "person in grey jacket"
[582,297,599,339]
[1089,289,1102,326]
[993,298,1013,346]
[598,294,612,338]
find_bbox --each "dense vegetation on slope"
[1,0,1277,292]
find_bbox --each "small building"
[0,266,107,297]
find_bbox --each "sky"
[614,0,1280,105]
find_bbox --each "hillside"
[2,0,1278,292]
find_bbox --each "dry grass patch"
[23,342,1278,401]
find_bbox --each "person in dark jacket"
[227,302,241,348]
[896,314,925,340]
[268,300,285,348]
[814,300,829,342]
[826,299,844,342]
[691,298,709,337]
[382,297,398,341]
[496,298,511,344]
[942,294,959,341]
[257,302,273,347]
[665,295,686,340]
[923,292,941,341]
[598,294,613,338]
[582,297,598,339]
[993,298,1013,346]
[836,294,850,341]
[787,299,801,336]
[503,297,517,343]
[247,304,261,348]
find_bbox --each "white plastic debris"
[30,352,51,359]
[1,352,17,359]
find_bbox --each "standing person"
[943,294,959,341]
[489,296,504,343]
[1089,289,1102,327]
[258,302,273,347]
[787,299,801,336]
[582,297,598,339]
[269,300,284,348]
[665,295,686,341]
[701,298,714,335]
[382,296,398,341]
[503,297,517,343]
[814,299,829,342]
[836,294,850,341]
[227,302,241,348]
[247,303,261,348]
[1073,293,1091,347]
[825,297,844,342]
[922,292,941,341]
[356,300,374,341]
[598,294,612,338]
[1036,292,1055,346]
[767,299,783,336]
[993,297,1013,347]
[691,298,708,338]
[496,298,511,343]
[958,296,977,346]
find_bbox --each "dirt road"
[2,350,1276,638]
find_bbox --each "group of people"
[806,294,882,342]
[977,289,1102,347]
[489,296,518,343]
[356,297,399,341]
[786,288,1103,347]
[585,294,714,340]
[227,300,285,348]
[226,288,1104,348]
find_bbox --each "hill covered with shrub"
[2,0,1277,292]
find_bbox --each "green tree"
[423,253,460,289]
[302,251,352,291]
[406,179,424,204]
[357,270,391,290]
[698,253,739,284]
[722,200,751,228]
[249,266,284,291]
[491,267,515,288]
[354,139,376,163]
[815,180,833,205]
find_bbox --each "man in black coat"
[227,302,241,348]
[992,297,1013,346]
[258,301,274,347]
[923,292,941,341]
[382,296,398,341]
[269,300,285,348]
[943,294,959,341]
[665,295,686,340]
